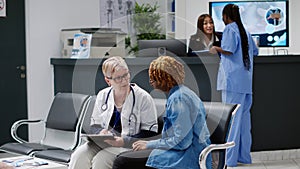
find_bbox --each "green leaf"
[127,2,166,56]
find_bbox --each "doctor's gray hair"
[102,56,129,78]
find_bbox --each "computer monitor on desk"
[137,39,187,57]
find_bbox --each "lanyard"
[112,107,121,129]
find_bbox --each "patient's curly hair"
[149,56,185,92]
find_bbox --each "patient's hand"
[132,140,148,151]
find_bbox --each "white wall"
[287,0,300,55]
[25,0,100,141]
[25,0,300,141]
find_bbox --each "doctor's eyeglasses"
[107,72,130,83]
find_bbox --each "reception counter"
[51,55,300,151]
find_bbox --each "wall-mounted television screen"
[209,1,289,47]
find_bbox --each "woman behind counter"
[188,14,221,56]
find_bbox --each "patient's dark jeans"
[112,149,155,169]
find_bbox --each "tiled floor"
[228,159,300,169]
[228,149,300,169]
[2,149,300,168]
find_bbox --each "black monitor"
[137,39,187,57]
[209,0,289,47]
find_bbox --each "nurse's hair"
[149,56,185,92]
[102,56,128,78]
[223,4,250,70]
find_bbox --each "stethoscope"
[101,84,137,135]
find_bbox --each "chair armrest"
[11,119,44,143]
[199,141,235,169]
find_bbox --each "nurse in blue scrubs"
[210,4,259,167]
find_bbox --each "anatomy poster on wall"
[0,0,6,17]
[99,0,135,34]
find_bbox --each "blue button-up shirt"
[146,85,211,169]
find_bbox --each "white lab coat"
[91,83,158,136]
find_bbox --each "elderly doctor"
[68,56,158,169]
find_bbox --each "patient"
[113,56,212,169]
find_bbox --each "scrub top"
[217,22,259,94]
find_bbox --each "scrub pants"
[68,141,130,169]
[222,91,252,167]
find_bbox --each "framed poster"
[0,0,6,17]
[100,0,135,34]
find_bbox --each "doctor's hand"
[104,136,124,147]
[99,129,110,135]
[0,162,14,169]
[132,140,148,151]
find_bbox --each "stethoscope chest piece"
[101,85,137,134]
[101,88,113,111]
[101,104,108,111]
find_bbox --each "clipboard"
[192,49,210,53]
[81,134,115,148]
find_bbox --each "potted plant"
[126,2,166,55]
